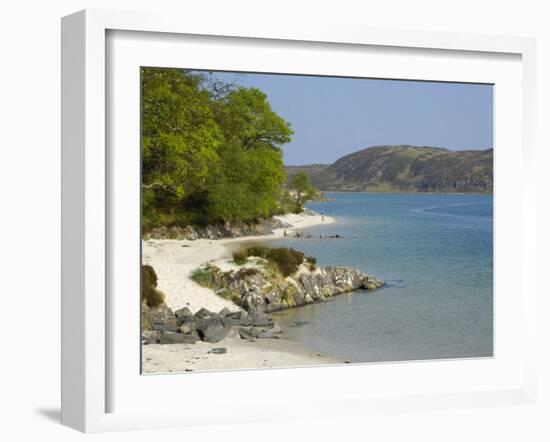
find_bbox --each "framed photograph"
[61,9,538,432]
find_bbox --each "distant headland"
[285,145,493,194]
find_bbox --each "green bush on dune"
[141,264,165,308]
[233,245,305,277]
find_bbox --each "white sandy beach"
[142,336,342,374]
[142,212,335,313]
[142,212,337,373]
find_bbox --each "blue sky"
[207,71,493,165]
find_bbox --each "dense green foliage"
[285,145,493,193]
[233,245,306,277]
[141,264,165,307]
[141,68,293,229]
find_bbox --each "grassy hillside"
[285,145,493,193]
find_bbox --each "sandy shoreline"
[141,211,337,373]
[142,336,343,374]
[142,212,335,313]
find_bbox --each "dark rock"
[251,311,272,327]
[221,316,242,326]
[224,327,241,339]
[195,307,213,319]
[175,307,193,319]
[208,347,227,355]
[218,307,232,317]
[178,318,196,334]
[142,302,175,328]
[195,317,228,343]
[230,311,252,325]
[152,318,179,332]
[222,311,251,326]
[257,329,281,339]
[238,327,257,341]
[160,331,198,344]
[177,311,196,325]
[141,330,160,344]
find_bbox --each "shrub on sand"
[190,266,217,288]
[306,256,317,271]
[267,247,305,277]
[141,264,165,307]
[232,250,248,265]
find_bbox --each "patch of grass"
[246,245,270,259]
[267,247,305,277]
[234,267,259,280]
[280,287,291,304]
[232,250,248,265]
[190,266,217,289]
[141,264,165,307]
[233,245,309,277]
[217,288,242,304]
[306,256,317,271]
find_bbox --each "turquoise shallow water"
[269,192,493,363]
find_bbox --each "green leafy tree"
[206,87,291,222]
[290,172,316,212]
[141,68,223,225]
[206,143,286,222]
[213,87,293,150]
[141,68,293,229]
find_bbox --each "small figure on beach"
[283,229,287,237]
[321,212,325,222]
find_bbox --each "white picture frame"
[61,9,538,433]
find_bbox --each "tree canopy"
[141,68,294,229]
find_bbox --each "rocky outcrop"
[201,262,384,314]
[143,217,290,240]
[141,260,384,346]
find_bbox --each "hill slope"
[286,145,493,193]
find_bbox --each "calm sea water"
[269,192,493,363]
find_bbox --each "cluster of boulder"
[141,304,282,345]
[141,253,384,347]
[203,263,385,314]
[143,217,290,240]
